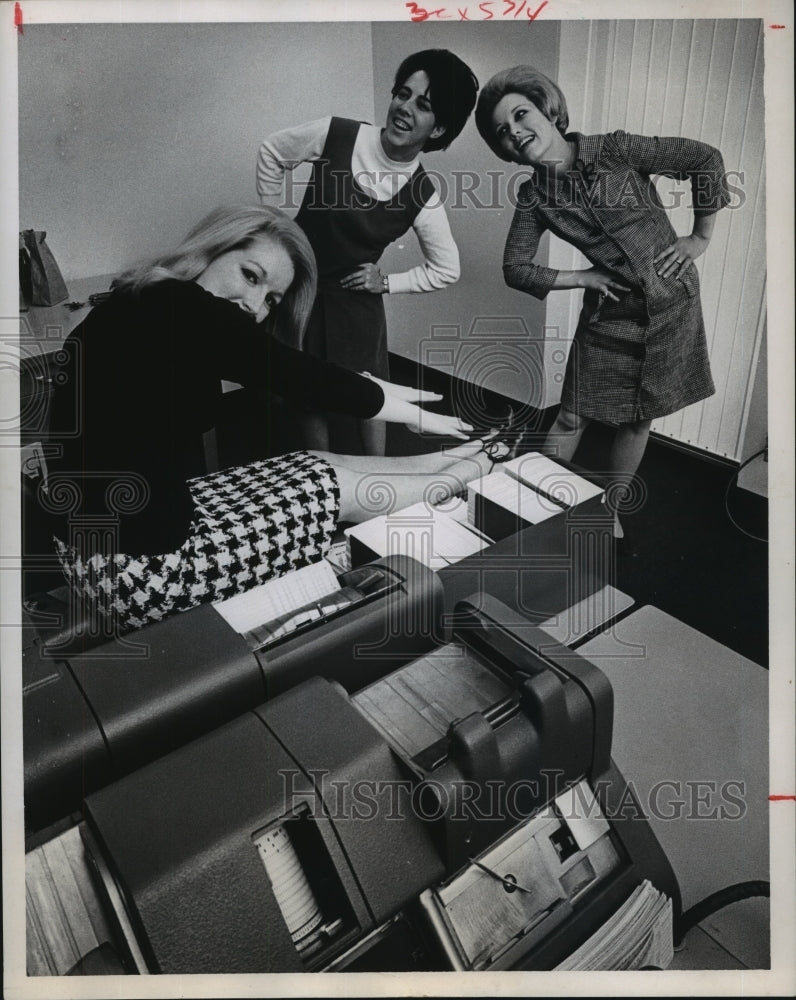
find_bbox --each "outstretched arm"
[170,281,473,439]
[363,374,473,439]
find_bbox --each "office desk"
[20,275,114,344]
[19,276,113,444]
[578,605,769,968]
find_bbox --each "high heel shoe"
[476,406,525,470]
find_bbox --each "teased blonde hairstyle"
[475,66,570,161]
[115,205,317,348]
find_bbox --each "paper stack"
[554,879,673,971]
[467,468,562,539]
[500,452,604,507]
[213,559,341,634]
[345,500,489,571]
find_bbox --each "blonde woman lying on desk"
[46,205,498,634]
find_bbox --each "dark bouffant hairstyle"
[475,65,569,161]
[392,49,479,152]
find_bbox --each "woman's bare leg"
[544,406,590,462]
[606,418,652,538]
[310,436,497,475]
[315,448,496,523]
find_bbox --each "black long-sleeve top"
[47,279,385,554]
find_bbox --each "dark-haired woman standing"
[257,49,479,455]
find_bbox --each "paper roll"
[255,825,323,950]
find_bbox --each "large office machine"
[23,554,443,836]
[24,459,679,974]
[25,465,614,840]
[26,592,680,975]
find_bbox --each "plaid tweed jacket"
[503,129,730,321]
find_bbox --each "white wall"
[18,22,374,281]
[371,21,560,419]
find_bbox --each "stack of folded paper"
[554,879,673,971]
[345,499,489,571]
[467,452,605,540]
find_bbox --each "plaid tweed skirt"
[54,452,340,633]
[561,278,715,423]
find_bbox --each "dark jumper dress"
[294,117,435,448]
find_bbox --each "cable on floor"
[724,447,767,542]
[673,879,770,947]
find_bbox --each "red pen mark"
[770,24,786,29]
[405,2,449,20]
[406,0,546,21]
[14,2,24,34]
[769,794,796,801]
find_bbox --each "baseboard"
[646,432,740,471]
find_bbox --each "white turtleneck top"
[256,117,460,294]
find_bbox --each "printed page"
[213,560,340,634]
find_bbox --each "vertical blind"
[546,19,766,461]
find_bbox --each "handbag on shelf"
[19,229,69,307]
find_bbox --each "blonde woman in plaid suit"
[476,67,730,538]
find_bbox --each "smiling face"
[196,234,295,324]
[381,70,446,161]
[491,92,564,167]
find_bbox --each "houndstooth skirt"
[54,452,340,633]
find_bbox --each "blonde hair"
[475,66,570,161]
[115,205,317,348]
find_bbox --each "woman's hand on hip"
[578,267,631,301]
[654,235,709,279]
[339,264,387,294]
